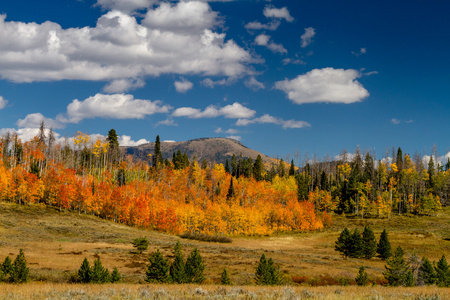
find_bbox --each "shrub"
[10,249,29,283]
[179,232,232,243]
[355,266,368,286]
[185,248,205,284]
[146,249,171,283]
[292,276,309,285]
[132,237,149,254]
[220,268,231,285]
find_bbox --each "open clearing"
[0,202,449,298]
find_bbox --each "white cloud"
[0,3,253,84]
[245,20,280,31]
[0,96,8,109]
[352,47,367,57]
[96,0,157,13]
[263,6,294,22]
[244,77,265,90]
[59,93,171,123]
[172,102,255,119]
[103,78,145,93]
[174,78,193,93]
[255,34,287,54]
[391,118,401,125]
[301,27,315,48]
[275,68,369,104]
[227,135,241,141]
[119,135,150,146]
[215,127,239,134]
[0,127,62,143]
[143,2,220,35]
[236,114,310,129]
[201,78,230,88]
[391,118,414,125]
[282,58,305,65]
[156,118,178,126]
[16,113,64,129]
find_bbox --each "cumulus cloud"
[143,1,220,34]
[0,2,253,84]
[16,113,64,129]
[275,68,369,104]
[174,78,193,93]
[201,78,230,88]
[59,93,171,123]
[255,34,287,54]
[0,127,61,143]
[96,0,157,13]
[215,127,239,134]
[244,77,265,90]
[156,118,178,126]
[263,6,294,22]
[103,78,145,93]
[172,102,255,119]
[119,135,150,146]
[301,27,315,48]
[236,114,310,129]
[245,20,280,31]
[0,96,8,109]
[227,135,241,141]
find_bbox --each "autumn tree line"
[0,127,323,236]
[0,125,447,235]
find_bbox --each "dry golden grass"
[0,202,449,296]
[0,283,448,299]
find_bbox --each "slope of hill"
[124,137,276,165]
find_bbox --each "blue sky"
[1,0,450,162]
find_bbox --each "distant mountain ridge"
[124,137,275,165]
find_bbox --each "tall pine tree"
[185,248,205,284]
[383,246,409,286]
[362,226,377,259]
[170,241,186,284]
[417,257,436,285]
[377,229,392,260]
[335,228,352,258]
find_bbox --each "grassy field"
[0,202,449,297]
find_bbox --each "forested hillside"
[0,127,446,238]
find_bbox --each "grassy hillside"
[0,202,449,287]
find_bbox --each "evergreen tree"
[362,226,377,259]
[225,158,230,174]
[428,156,435,188]
[116,168,126,186]
[107,129,120,164]
[355,266,368,286]
[377,229,392,260]
[417,257,436,285]
[405,269,415,287]
[289,159,295,176]
[267,257,284,285]
[185,248,205,284]
[2,256,12,277]
[10,249,29,283]
[152,135,163,169]
[110,267,121,283]
[253,155,264,181]
[255,254,269,285]
[226,177,235,202]
[132,237,149,254]
[220,268,231,285]
[335,228,352,258]
[435,255,450,287]
[349,229,363,258]
[90,258,110,283]
[383,246,409,286]
[146,249,171,283]
[170,241,186,284]
[78,258,92,283]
